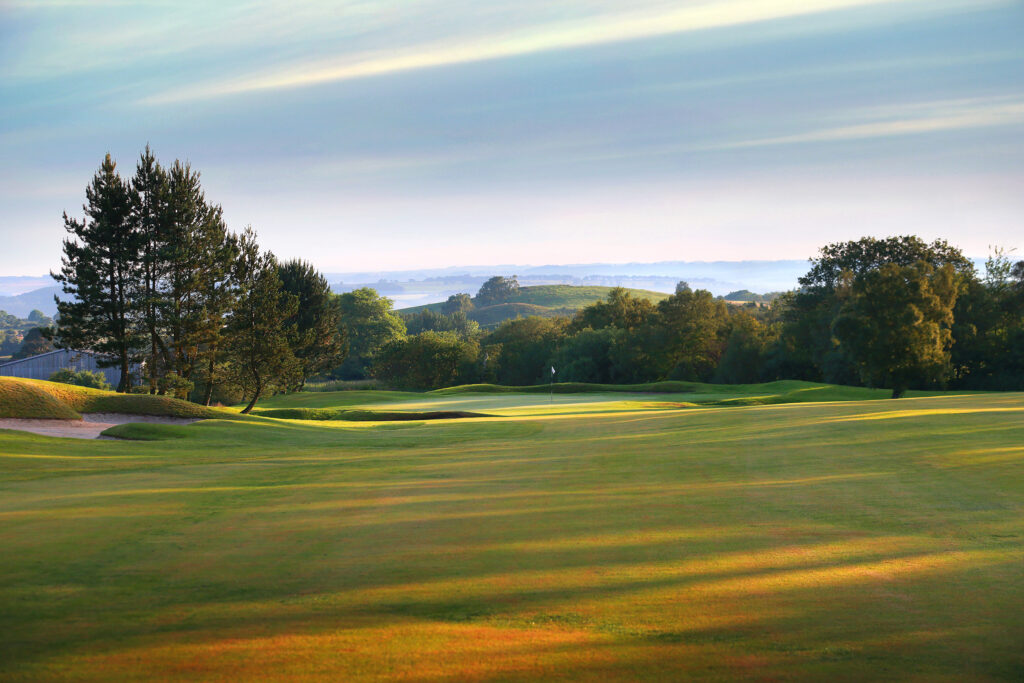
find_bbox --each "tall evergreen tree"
[130,146,169,393]
[225,229,298,414]
[159,161,233,387]
[278,259,345,390]
[52,155,142,392]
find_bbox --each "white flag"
[551,366,556,375]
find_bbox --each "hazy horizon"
[3,0,1023,274]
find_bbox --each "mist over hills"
[0,257,988,318]
[326,259,812,309]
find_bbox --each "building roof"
[0,348,101,368]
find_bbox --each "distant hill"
[0,286,63,318]
[398,284,670,328]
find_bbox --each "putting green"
[1,389,1022,681]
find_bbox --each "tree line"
[366,238,1024,397]
[52,153,1023,402]
[53,150,343,412]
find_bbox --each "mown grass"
[0,378,81,419]
[398,284,670,320]
[1,389,1023,680]
[251,407,491,421]
[0,377,239,420]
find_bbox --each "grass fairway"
[1,389,1023,680]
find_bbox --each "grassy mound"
[434,381,703,394]
[468,302,569,327]
[0,378,82,420]
[399,284,671,328]
[0,377,233,420]
[430,379,941,406]
[252,407,491,421]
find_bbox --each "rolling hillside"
[0,377,239,420]
[399,284,670,327]
[1,387,1022,680]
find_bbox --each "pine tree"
[52,155,142,392]
[131,146,169,393]
[278,259,345,390]
[225,229,299,414]
[159,160,234,388]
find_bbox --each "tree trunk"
[203,355,215,406]
[241,386,261,414]
[118,352,131,393]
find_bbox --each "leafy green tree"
[483,316,569,385]
[832,262,957,398]
[570,287,654,333]
[12,328,54,360]
[781,236,975,383]
[551,327,628,384]
[224,230,299,414]
[27,310,51,325]
[474,276,520,307]
[48,368,111,391]
[404,309,479,340]
[52,154,142,392]
[442,293,474,315]
[640,283,730,381]
[278,259,346,389]
[372,331,479,389]
[335,288,406,379]
[950,248,1024,389]
[714,313,779,384]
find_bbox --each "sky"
[1,0,1023,275]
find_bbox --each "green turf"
[0,377,241,420]
[397,284,671,327]
[1,389,1023,680]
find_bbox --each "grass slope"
[398,284,671,327]
[1,389,1022,680]
[0,377,236,420]
[0,378,81,419]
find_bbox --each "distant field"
[398,284,670,327]
[1,384,1023,680]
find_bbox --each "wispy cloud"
[140,0,982,105]
[715,97,1024,149]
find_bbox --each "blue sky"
[2,0,1023,274]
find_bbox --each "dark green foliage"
[474,275,520,306]
[570,287,654,333]
[551,327,628,384]
[403,309,479,339]
[52,154,142,392]
[278,259,345,388]
[639,283,731,382]
[799,235,974,289]
[12,328,54,360]
[224,230,299,413]
[779,236,976,388]
[442,293,474,315]
[159,160,235,390]
[714,313,779,384]
[131,146,169,394]
[949,249,1024,389]
[372,331,480,389]
[484,316,569,385]
[48,368,112,391]
[335,288,406,379]
[832,262,957,398]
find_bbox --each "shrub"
[48,368,113,391]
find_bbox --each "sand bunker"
[0,413,200,440]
